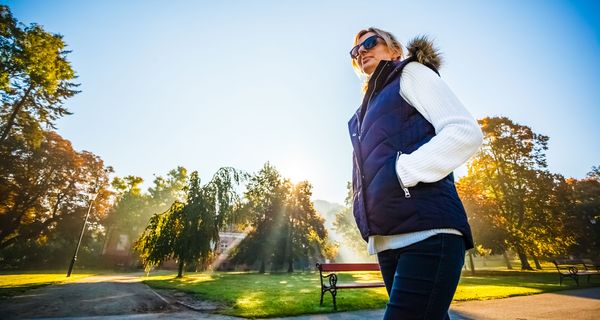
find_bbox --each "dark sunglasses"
[349,35,382,60]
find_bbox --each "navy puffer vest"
[348,58,474,250]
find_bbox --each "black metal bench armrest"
[568,266,578,275]
[320,272,338,289]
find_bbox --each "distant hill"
[313,199,343,229]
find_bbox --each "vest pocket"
[395,151,411,198]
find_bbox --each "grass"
[0,271,95,299]
[144,271,388,318]
[454,269,594,300]
[2,263,594,318]
[144,270,600,318]
[143,268,600,318]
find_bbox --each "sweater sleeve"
[396,62,483,187]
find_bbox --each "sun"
[279,158,312,183]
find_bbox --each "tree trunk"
[468,250,476,275]
[532,254,543,270]
[502,251,513,270]
[259,258,265,274]
[515,244,533,270]
[177,260,184,278]
[287,225,293,273]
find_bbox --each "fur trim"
[407,35,442,70]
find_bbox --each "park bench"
[583,258,600,276]
[316,262,385,310]
[552,258,600,286]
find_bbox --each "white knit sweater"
[367,61,483,255]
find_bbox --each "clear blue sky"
[7,0,600,204]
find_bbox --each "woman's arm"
[396,62,483,187]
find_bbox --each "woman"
[347,27,483,319]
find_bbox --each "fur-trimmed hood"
[406,35,442,71]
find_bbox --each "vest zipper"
[365,62,386,114]
[396,151,411,198]
[358,61,387,136]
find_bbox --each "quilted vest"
[348,59,474,250]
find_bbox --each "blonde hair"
[351,27,404,92]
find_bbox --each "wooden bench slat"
[336,282,385,289]
[578,271,600,275]
[317,263,380,272]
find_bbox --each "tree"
[0,130,111,267]
[0,6,101,269]
[523,171,574,269]
[333,182,370,260]
[0,5,79,148]
[134,200,183,273]
[280,181,334,272]
[101,175,149,264]
[147,166,188,214]
[565,166,600,257]
[231,163,289,273]
[135,168,244,277]
[457,176,510,272]
[230,163,332,273]
[103,167,190,265]
[460,117,575,270]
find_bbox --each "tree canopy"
[458,117,576,270]
[230,163,334,273]
[134,168,245,277]
[0,5,79,148]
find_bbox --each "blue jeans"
[377,233,465,320]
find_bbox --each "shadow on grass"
[0,272,95,299]
[0,283,53,299]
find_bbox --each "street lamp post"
[67,192,98,277]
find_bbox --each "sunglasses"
[349,35,383,60]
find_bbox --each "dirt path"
[0,274,182,319]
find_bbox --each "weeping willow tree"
[134,167,245,277]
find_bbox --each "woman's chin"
[362,64,375,76]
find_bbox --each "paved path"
[39,312,238,319]
[0,274,180,319]
[1,273,598,319]
[449,287,600,320]
[279,287,600,320]
[265,287,600,319]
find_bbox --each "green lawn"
[143,269,599,318]
[455,270,593,300]
[0,272,95,299]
